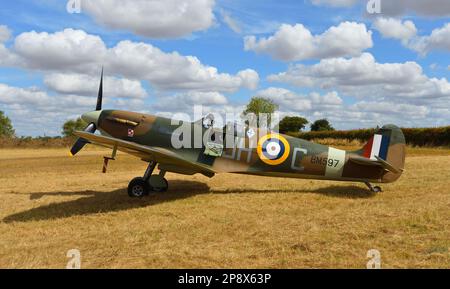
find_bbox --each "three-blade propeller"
[69,69,103,156]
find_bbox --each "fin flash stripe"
[363,134,390,160]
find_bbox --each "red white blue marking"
[363,134,390,160]
[261,138,285,160]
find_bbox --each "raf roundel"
[257,134,291,165]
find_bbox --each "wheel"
[128,177,150,198]
[149,175,169,192]
[373,186,382,193]
[154,178,169,192]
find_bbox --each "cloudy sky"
[0,0,449,136]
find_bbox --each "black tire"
[151,178,169,192]
[128,177,150,198]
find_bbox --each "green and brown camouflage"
[71,72,405,195]
[77,109,405,186]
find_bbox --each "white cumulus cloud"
[106,40,259,92]
[44,73,148,99]
[409,23,450,55]
[152,91,228,111]
[0,25,18,66]
[256,87,312,111]
[14,28,107,72]
[3,29,259,93]
[82,0,216,39]
[268,53,450,100]
[244,22,373,61]
[373,18,417,43]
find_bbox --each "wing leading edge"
[73,131,216,176]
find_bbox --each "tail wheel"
[364,182,383,193]
[373,186,382,193]
[128,177,150,198]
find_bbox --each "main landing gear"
[365,182,382,193]
[127,161,169,198]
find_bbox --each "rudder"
[359,125,406,182]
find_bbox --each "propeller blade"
[71,67,103,156]
[96,68,103,111]
[69,123,96,156]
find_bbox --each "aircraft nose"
[81,111,102,127]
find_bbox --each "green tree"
[0,111,15,137]
[243,97,279,127]
[279,116,308,134]
[62,118,87,137]
[310,119,335,132]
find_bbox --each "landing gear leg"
[143,161,157,183]
[127,161,157,198]
[365,182,382,193]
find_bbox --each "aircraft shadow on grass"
[3,181,374,223]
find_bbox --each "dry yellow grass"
[0,147,449,268]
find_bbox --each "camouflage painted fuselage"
[94,110,405,184]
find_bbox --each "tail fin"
[358,125,406,182]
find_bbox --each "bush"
[287,126,450,147]
[310,119,334,132]
[0,111,15,137]
[0,136,72,148]
[62,118,87,138]
[279,116,308,134]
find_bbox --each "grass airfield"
[0,147,449,268]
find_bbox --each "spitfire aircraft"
[70,72,406,197]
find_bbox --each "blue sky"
[0,0,449,136]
